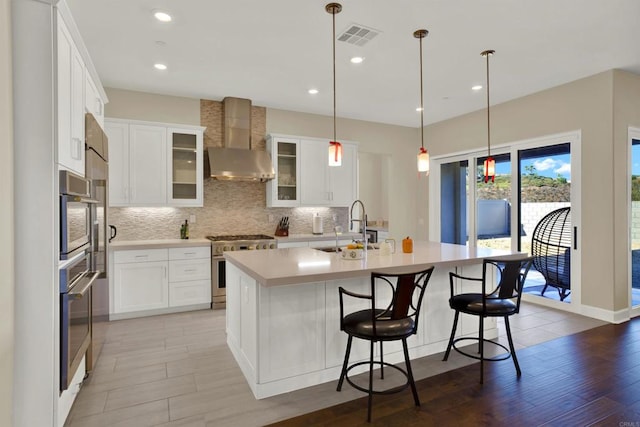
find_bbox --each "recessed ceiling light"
[154,11,172,22]
[472,85,483,91]
[308,89,319,94]
[350,56,364,64]
[154,63,167,70]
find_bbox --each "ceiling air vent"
[337,24,381,46]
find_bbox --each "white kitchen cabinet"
[266,134,358,208]
[85,73,104,126]
[300,138,357,207]
[113,249,169,314]
[56,11,85,176]
[266,135,301,207]
[105,118,204,207]
[168,246,211,307]
[168,127,204,206]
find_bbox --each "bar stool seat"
[336,267,434,422]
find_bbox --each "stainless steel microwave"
[60,171,96,260]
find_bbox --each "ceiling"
[67,0,640,128]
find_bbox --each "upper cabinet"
[266,134,358,208]
[55,7,108,177]
[105,118,204,207]
[169,128,204,206]
[266,136,301,207]
[56,12,85,176]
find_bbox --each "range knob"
[222,245,229,252]
[269,243,276,249]
[230,246,235,251]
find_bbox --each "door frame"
[430,130,582,312]
[628,126,640,318]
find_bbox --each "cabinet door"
[328,142,357,207]
[105,121,129,206]
[300,139,330,206]
[56,15,84,176]
[266,137,301,207]
[167,127,203,207]
[85,73,104,127]
[113,261,169,313]
[129,124,167,206]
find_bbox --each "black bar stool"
[442,256,534,384]
[336,266,435,422]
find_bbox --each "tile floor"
[64,302,607,427]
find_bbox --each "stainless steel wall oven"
[59,171,96,260]
[59,252,98,391]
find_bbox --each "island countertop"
[224,241,519,287]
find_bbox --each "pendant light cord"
[419,34,424,149]
[332,8,337,143]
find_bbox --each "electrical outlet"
[189,214,196,224]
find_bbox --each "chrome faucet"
[349,199,368,252]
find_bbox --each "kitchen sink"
[314,245,376,253]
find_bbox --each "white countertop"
[109,238,210,250]
[224,241,521,287]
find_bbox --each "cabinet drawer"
[114,249,168,264]
[169,246,210,260]
[169,259,210,282]
[169,280,211,307]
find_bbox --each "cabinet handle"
[184,269,197,273]
[184,252,196,255]
[95,98,102,115]
[135,255,148,259]
[72,137,83,160]
[164,266,167,278]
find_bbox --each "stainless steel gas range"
[206,234,277,309]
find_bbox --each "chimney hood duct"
[208,97,275,182]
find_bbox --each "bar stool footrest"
[345,361,411,395]
[452,337,512,362]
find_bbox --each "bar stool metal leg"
[402,339,420,407]
[442,311,460,361]
[367,340,374,422]
[337,335,353,391]
[504,316,521,376]
[379,342,384,379]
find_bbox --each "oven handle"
[69,271,100,300]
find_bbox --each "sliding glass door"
[630,131,640,312]
[431,131,580,308]
[518,144,571,302]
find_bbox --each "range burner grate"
[206,234,274,242]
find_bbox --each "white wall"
[12,1,58,425]
[0,0,14,424]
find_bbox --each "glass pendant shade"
[417,147,429,173]
[328,141,342,167]
[484,156,495,183]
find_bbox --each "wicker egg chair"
[530,207,571,301]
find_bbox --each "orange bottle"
[402,236,413,253]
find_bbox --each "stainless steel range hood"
[208,97,274,182]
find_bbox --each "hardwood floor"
[65,303,612,426]
[268,317,640,426]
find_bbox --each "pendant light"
[414,29,429,175]
[326,3,343,167]
[481,49,496,183]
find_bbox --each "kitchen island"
[224,241,520,399]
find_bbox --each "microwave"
[60,171,96,260]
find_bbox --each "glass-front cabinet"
[267,135,300,207]
[168,127,204,206]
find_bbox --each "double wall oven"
[206,235,277,309]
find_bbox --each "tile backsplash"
[108,179,348,240]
